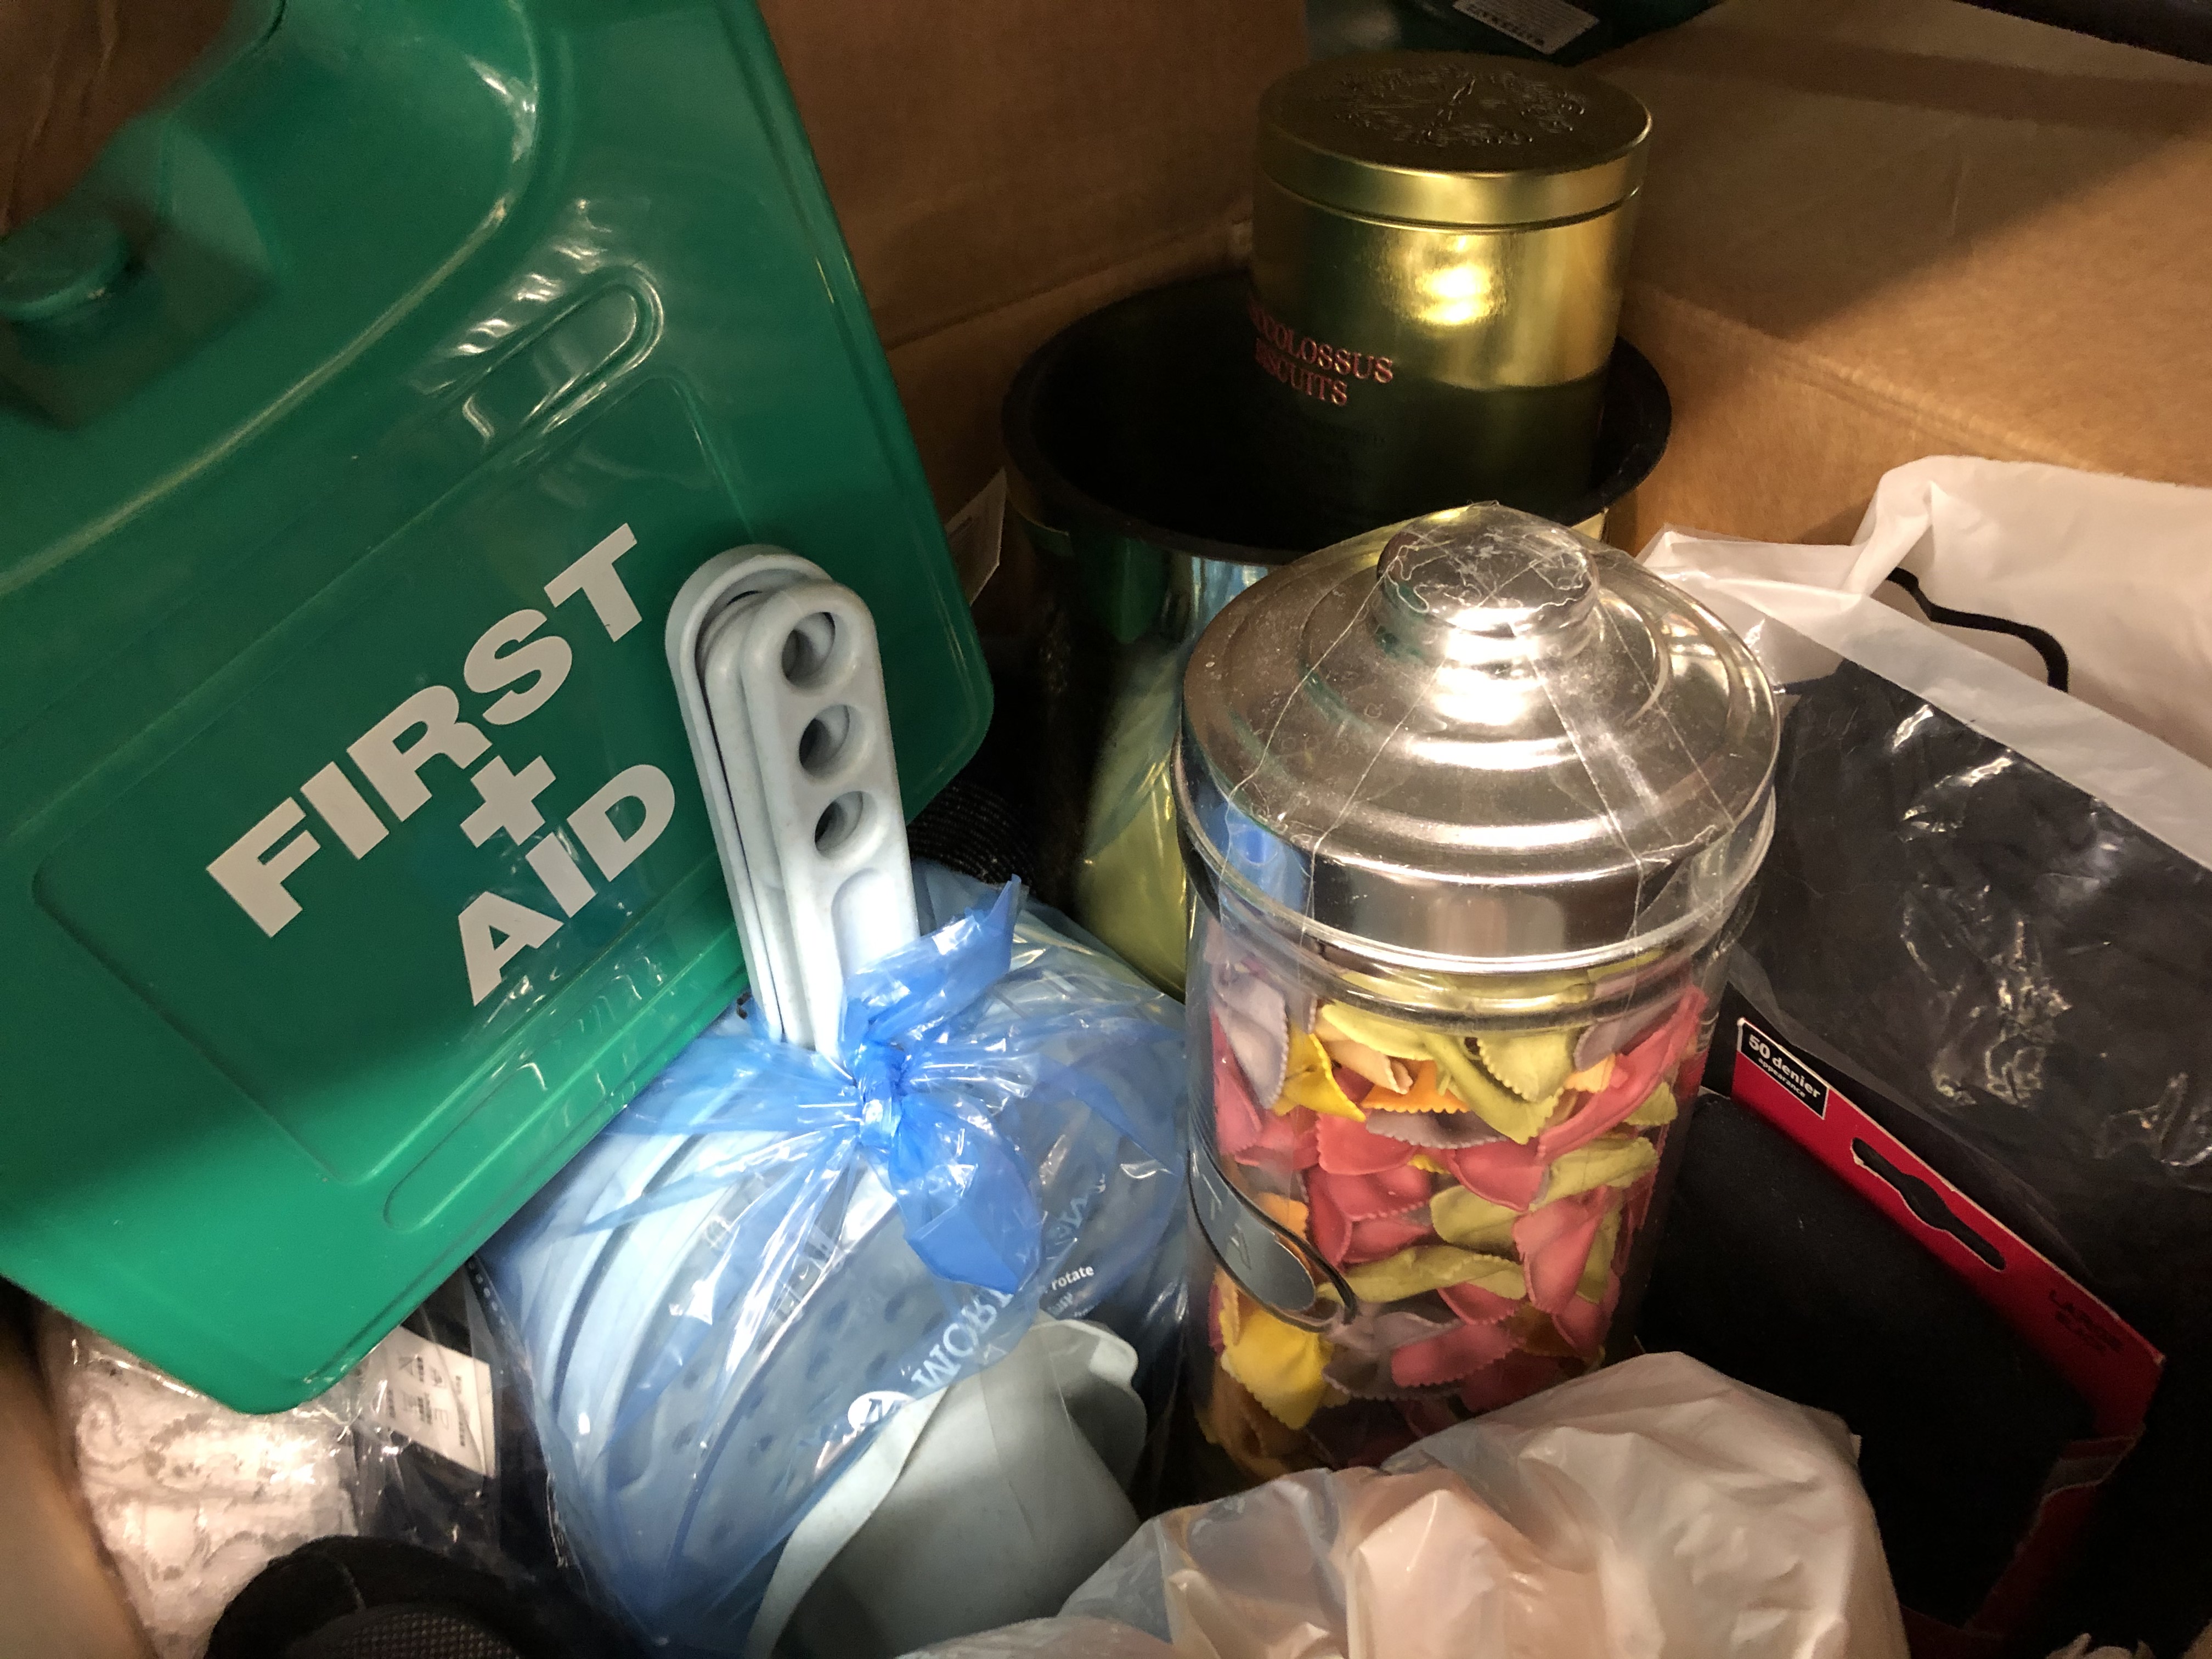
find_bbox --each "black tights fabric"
[208,1537,634,1659]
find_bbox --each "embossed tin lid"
[1258,52,1650,228]
[1177,505,1777,977]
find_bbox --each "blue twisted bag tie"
[588,879,1169,1293]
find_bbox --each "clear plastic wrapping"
[479,866,1187,1655]
[913,1352,1909,1659]
[1647,508,2212,1656]
[39,1274,552,1659]
[39,1315,360,1659]
[348,1273,507,1578]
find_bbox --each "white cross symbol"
[461,755,555,849]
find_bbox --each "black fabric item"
[1739,657,2212,1654]
[286,1605,523,1659]
[906,642,1042,895]
[1637,1093,2090,1625]
[354,1277,502,1576]
[907,772,1035,889]
[208,1537,633,1659]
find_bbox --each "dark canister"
[1249,53,1650,541]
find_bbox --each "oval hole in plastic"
[781,612,839,688]
[814,791,867,856]
[798,704,856,778]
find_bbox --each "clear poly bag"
[1646,487,2212,1655]
[907,1352,1909,1659]
[1074,639,1187,996]
[39,1314,361,1659]
[479,866,1187,1656]
[349,1272,509,1578]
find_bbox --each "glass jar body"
[1182,883,1734,1480]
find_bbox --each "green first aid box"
[0,0,986,1409]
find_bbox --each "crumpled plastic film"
[481,866,1187,1656]
[40,1315,360,1659]
[1074,640,1188,997]
[907,1352,1908,1659]
[1646,501,2212,1655]
[904,1617,1176,1658]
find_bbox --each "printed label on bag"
[364,1327,496,1478]
[1453,0,1598,55]
[1737,1021,1828,1114]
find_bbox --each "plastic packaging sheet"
[907,1351,1909,1659]
[1643,484,2212,1344]
[479,866,1188,1656]
[1646,456,2212,768]
[39,1280,548,1659]
[349,1274,507,1578]
[1645,470,2212,1653]
[1074,640,1187,996]
[40,1315,360,1659]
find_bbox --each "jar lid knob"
[1377,507,1596,644]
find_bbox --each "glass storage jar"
[1175,503,1778,1479]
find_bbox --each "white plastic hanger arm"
[669,548,918,1056]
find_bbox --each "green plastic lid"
[0,0,987,1410]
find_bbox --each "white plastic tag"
[944,471,1007,603]
[1453,0,1598,54]
[363,1327,496,1479]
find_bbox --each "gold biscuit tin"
[1249,53,1650,540]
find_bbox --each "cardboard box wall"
[755,0,1305,523]
[0,1291,151,1659]
[0,0,231,236]
[1595,0,2212,550]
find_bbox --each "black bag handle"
[1883,568,2071,692]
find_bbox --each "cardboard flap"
[757,0,1307,508]
[0,0,230,235]
[1594,0,2212,546]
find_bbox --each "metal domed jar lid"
[1176,504,1778,981]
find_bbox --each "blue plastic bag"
[479,866,1186,1655]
